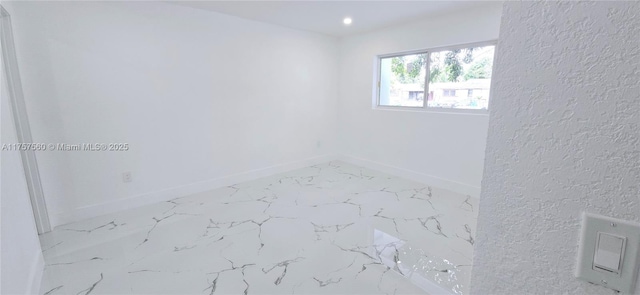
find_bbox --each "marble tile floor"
[39,161,479,295]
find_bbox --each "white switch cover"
[593,232,625,274]
[576,212,640,293]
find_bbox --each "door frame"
[1,5,51,233]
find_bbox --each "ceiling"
[168,1,497,37]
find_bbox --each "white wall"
[336,3,503,197]
[1,11,44,292]
[8,1,339,227]
[472,1,640,294]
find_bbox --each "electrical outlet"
[122,172,132,183]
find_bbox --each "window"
[443,89,456,97]
[376,42,496,111]
[378,53,427,107]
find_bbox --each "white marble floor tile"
[39,161,479,295]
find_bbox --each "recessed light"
[343,17,352,25]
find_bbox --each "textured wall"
[472,2,640,294]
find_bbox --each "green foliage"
[390,54,426,84]
[462,48,474,64]
[429,47,493,83]
[444,49,463,82]
[464,57,492,80]
[391,47,493,84]
[429,66,443,83]
[429,51,444,82]
[391,57,407,82]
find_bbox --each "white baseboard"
[27,250,44,295]
[49,153,480,228]
[338,154,481,197]
[50,154,337,228]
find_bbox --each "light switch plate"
[576,212,640,293]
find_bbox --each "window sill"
[373,105,490,115]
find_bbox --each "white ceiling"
[168,1,497,37]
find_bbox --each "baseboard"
[26,250,44,295]
[49,153,480,227]
[50,154,338,228]
[338,154,481,197]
